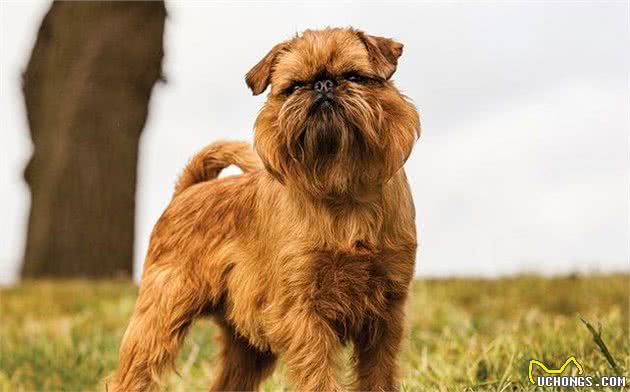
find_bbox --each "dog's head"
[246,27,420,199]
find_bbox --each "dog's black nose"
[314,79,334,94]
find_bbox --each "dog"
[111,27,420,391]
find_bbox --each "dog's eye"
[345,73,368,84]
[283,81,305,96]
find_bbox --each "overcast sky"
[1,1,628,284]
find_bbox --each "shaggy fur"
[111,27,420,391]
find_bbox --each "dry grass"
[0,274,628,391]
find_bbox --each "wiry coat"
[111,27,420,392]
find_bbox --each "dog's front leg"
[352,300,406,391]
[278,309,344,392]
[110,264,206,392]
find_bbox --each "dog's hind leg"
[110,264,208,392]
[209,320,276,392]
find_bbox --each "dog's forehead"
[272,29,372,84]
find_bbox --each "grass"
[0,274,628,391]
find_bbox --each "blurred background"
[1,1,628,284]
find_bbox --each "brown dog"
[111,27,420,391]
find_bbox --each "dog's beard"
[275,93,386,198]
[292,111,349,162]
[255,84,419,199]
[281,91,379,170]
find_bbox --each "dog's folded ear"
[356,31,403,80]
[245,42,288,95]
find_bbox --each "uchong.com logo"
[528,356,626,388]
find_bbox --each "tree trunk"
[21,1,166,278]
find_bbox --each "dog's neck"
[293,183,385,206]
[265,174,392,252]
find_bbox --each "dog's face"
[246,28,420,198]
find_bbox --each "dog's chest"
[308,247,395,336]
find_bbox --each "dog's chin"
[297,102,361,162]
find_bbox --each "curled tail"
[174,140,262,197]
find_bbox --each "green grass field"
[1,274,628,391]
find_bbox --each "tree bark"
[21,1,166,278]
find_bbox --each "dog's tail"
[173,140,262,197]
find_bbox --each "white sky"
[1,1,628,284]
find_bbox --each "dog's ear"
[245,42,288,95]
[356,31,403,80]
